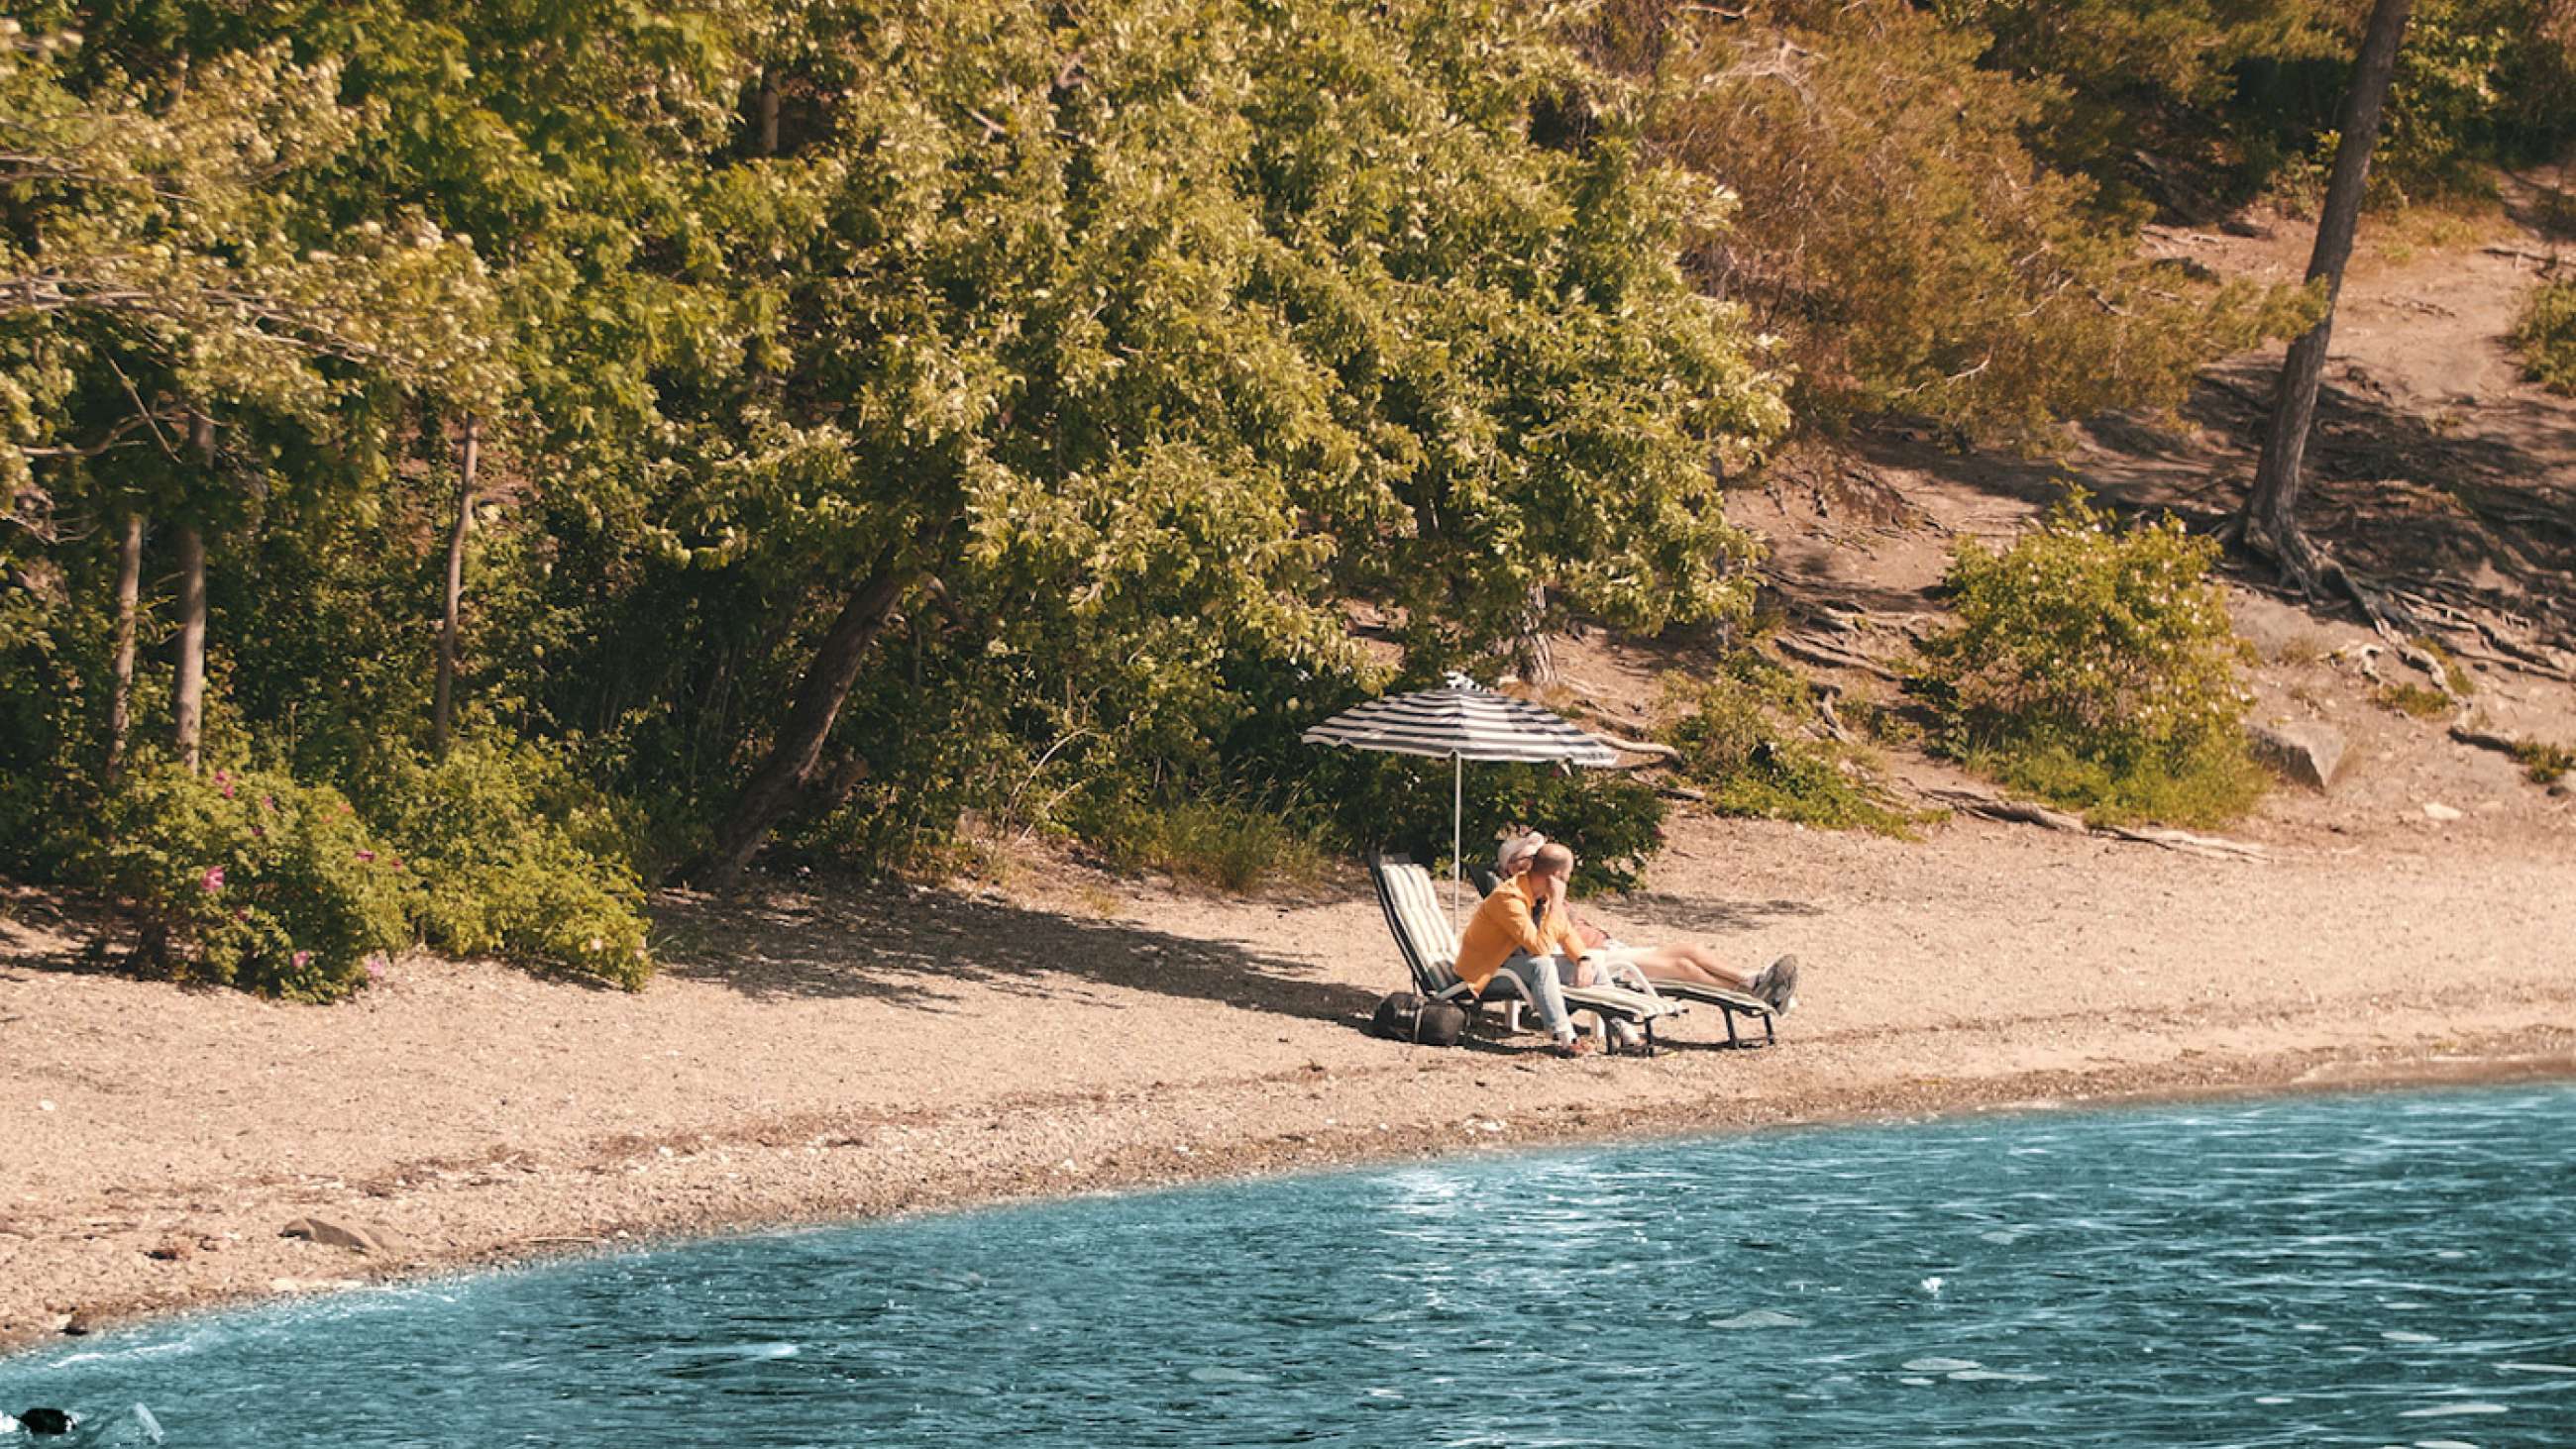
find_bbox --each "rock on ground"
[279,1217,403,1255]
[2249,719,2348,790]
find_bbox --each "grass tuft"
[2510,739,2576,784]
[2372,682,2454,720]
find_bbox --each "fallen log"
[1920,786,2270,861]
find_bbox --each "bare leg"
[1630,944,1759,992]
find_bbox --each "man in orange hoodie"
[1452,841,1600,1057]
[1495,830,1798,1014]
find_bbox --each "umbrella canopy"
[1299,683,1618,767]
[1302,679,1620,920]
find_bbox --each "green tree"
[1,27,501,781]
[684,0,1788,881]
[1599,0,2308,448]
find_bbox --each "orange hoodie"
[1452,873,1589,993]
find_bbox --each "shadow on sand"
[653,885,1385,1025]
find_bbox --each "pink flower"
[355,848,376,863]
[291,950,312,969]
[261,794,275,811]
[215,770,235,799]
[365,955,387,981]
[200,866,225,893]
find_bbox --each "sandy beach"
[5,804,2571,1353]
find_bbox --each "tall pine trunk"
[172,413,213,771]
[2241,0,2414,603]
[432,415,481,754]
[172,524,206,771]
[105,512,144,781]
[690,564,917,887]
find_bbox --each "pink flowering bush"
[88,767,414,1001]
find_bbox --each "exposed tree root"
[1772,630,1906,681]
[1813,680,1858,746]
[2237,511,2428,644]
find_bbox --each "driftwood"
[1921,786,2270,862]
[2449,718,2526,760]
[1593,731,1682,764]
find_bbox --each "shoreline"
[8,817,2573,1359]
[9,1024,2571,1359]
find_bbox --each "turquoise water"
[9,1086,2575,1446]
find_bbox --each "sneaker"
[1609,1020,1644,1054]
[1753,954,1801,1015]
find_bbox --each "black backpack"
[1371,991,1468,1047]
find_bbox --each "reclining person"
[1495,832,1798,1014]
[1452,841,1607,1058]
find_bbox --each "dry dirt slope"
[1709,200,2576,851]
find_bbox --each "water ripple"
[5,1086,2574,1445]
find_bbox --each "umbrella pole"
[1451,752,1463,925]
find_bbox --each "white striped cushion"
[1383,863,1461,985]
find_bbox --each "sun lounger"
[1629,980,1775,1049]
[1368,855,1682,1054]
[1460,861,1777,1048]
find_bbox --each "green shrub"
[2513,279,2576,396]
[1661,671,1918,837]
[2511,739,2576,783]
[1919,492,2264,827]
[1955,735,2269,827]
[1078,794,1330,893]
[85,767,414,1001]
[375,737,653,990]
[1308,748,1670,893]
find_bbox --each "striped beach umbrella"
[1302,676,1618,918]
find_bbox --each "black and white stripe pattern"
[1300,683,1619,766]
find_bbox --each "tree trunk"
[431,415,481,754]
[2240,0,2415,612]
[758,73,781,155]
[172,523,206,771]
[1514,581,1558,686]
[105,511,143,781]
[689,564,918,886]
[172,413,213,771]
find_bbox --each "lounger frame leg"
[1716,1004,1777,1049]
